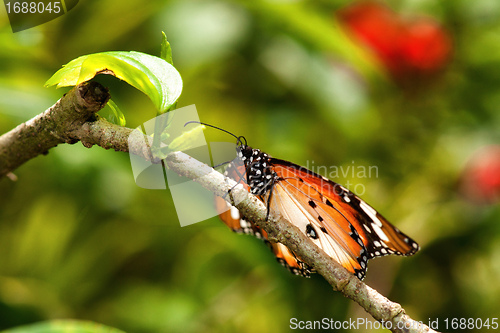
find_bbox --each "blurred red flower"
[337,1,452,82]
[460,146,500,204]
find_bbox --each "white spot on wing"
[359,201,383,227]
[230,206,240,220]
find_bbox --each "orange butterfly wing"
[269,158,419,279]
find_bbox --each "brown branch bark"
[0,84,438,333]
[0,82,110,178]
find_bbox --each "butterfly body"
[216,143,419,280]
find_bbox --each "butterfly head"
[235,143,275,196]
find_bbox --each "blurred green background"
[0,0,499,332]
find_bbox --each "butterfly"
[205,125,419,280]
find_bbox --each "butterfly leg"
[264,184,274,221]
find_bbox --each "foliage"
[1,320,125,333]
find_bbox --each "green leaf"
[0,320,126,333]
[234,0,385,82]
[100,99,126,126]
[161,31,173,65]
[45,51,183,114]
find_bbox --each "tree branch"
[0,82,110,178]
[0,84,438,333]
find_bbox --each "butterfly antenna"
[213,160,232,169]
[184,121,247,146]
